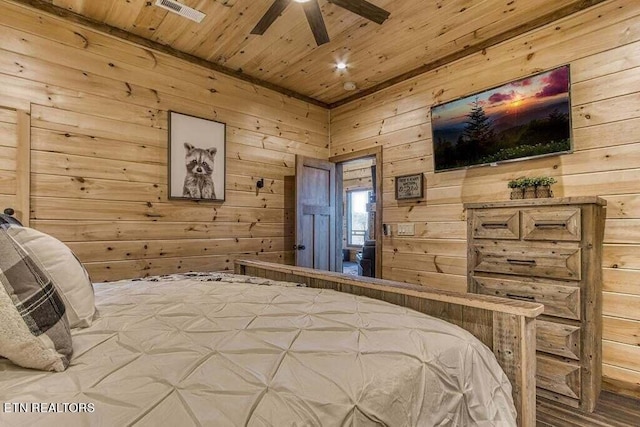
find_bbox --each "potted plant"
[508,176,557,199]
[534,176,557,198]
[521,177,536,199]
[507,177,527,199]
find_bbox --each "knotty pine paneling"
[330,0,640,397]
[0,2,328,282]
[35,0,592,104]
[0,107,17,213]
[83,251,294,283]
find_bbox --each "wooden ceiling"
[31,0,603,107]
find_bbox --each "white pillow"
[6,226,95,328]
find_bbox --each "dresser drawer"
[471,209,520,240]
[537,355,581,399]
[472,241,581,281]
[537,320,581,359]
[522,208,581,241]
[465,200,605,412]
[471,275,581,320]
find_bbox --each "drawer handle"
[534,222,566,229]
[506,258,537,265]
[506,293,536,302]
[483,222,509,229]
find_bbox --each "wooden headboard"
[235,260,543,427]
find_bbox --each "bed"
[0,260,542,426]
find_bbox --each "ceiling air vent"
[155,0,206,23]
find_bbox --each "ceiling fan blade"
[302,0,330,46]
[251,0,291,35]
[328,0,390,25]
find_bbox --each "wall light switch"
[397,223,415,236]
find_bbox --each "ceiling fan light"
[253,0,389,46]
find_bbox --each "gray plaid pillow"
[0,227,73,371]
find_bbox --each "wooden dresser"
[464,197,606,412]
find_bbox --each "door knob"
[293,245,306,250]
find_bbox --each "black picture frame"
[395,174,424,200]
[168,111,226,201]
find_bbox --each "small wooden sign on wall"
[395,174,424,200]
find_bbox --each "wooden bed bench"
[235,260,544,427]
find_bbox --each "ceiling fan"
[251,0,390,46]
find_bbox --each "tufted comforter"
[0,273,516,426]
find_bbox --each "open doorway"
[331,148,382,278]
[342,159,375,276]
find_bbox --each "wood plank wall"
[342,159,373,260]
[0,0,329,281]
[330,0,640,398]
[0,107,18,216]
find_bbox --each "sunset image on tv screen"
[431,65,571,172]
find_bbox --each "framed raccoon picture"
[168,111,226,201]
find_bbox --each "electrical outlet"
[397,223,415,236]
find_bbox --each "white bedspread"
[0,273,516,426]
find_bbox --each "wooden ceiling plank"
[271,11,434,95]
[128,1,169,39]
[171,0,233,54]
[173,1,241,56]
[197,0,446,92]
[294,0,504,96]
[218,0,340,74]
[221,2,318,71]
[216,0,239,6]
[53,0,111,22]
[228,0,393,82]
[328,0,389,25]
[81,1,112,22]
[259,0,602,103]
[254,0,434,84]
[191,2,267,63]
[303,0,577,100]
[147,3,197,47]
[50,0,81,14]
[104,0,148,31]
[298,0,574,99]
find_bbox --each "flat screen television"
[431,65,572,172]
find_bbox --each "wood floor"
[537,392,640,426]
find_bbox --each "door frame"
[330,147,383,279]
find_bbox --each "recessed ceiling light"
[293,0,311,3]
[344,81,357,91]
[336,62,347,70]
